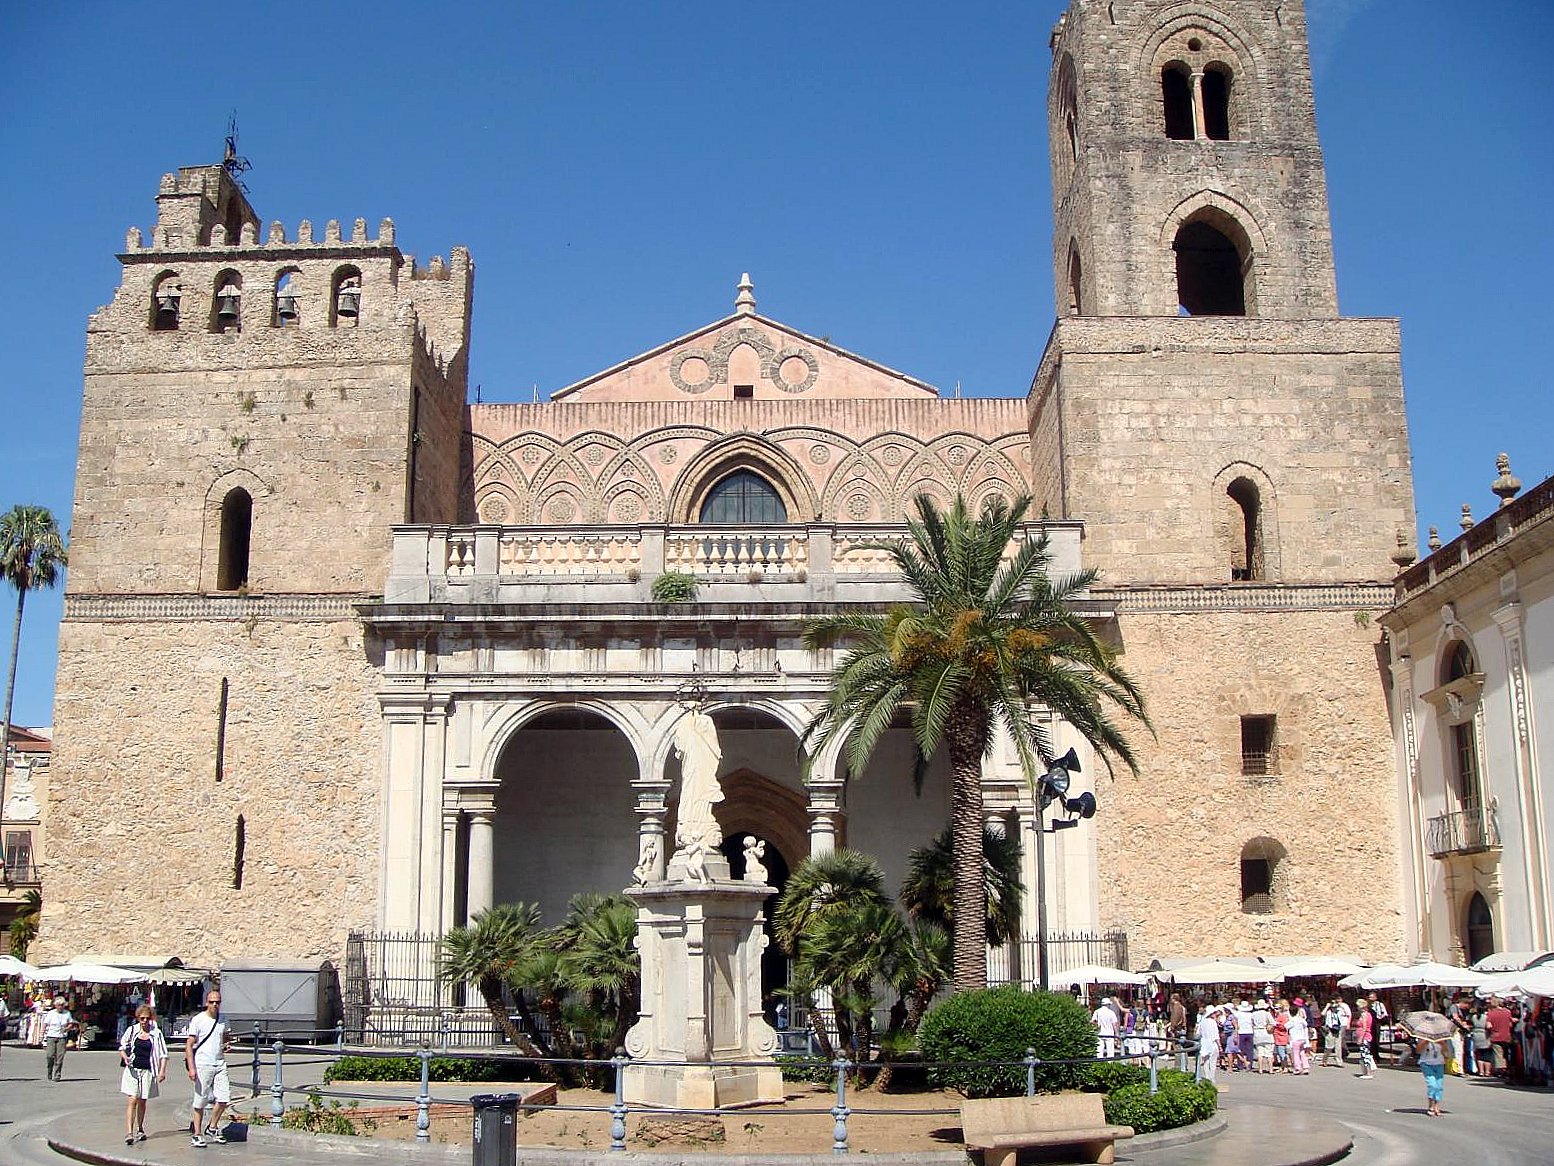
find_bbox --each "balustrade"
[1425,806,1500,858]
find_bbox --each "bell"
[216,292,241,327]
[276,294,298,325]
[336,287,360,319]
[155,294,180,328]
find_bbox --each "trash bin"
[470,1093,520,1166]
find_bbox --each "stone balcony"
[384,520,1087,606]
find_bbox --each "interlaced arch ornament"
[668,434,817,523]
[668,327,821,396]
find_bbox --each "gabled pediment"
[550,283,939,403]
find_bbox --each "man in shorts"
[185,990,232,1147]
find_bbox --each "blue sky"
[1,1,1550,729]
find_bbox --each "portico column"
[634,783,670,882]
[1491,599,1550,948]
[808,780,844,855]
[440,807,461,932]
[1190,70,1207,139]
[467,805,496,918]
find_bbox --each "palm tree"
[803,493,1149,992]
[555,894,640,1056]
[901,825,1024,947]
[438,902,558,1077]
[0,505,66,834]
[8,887,41,958]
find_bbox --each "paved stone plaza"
[3,1045,1550,1166]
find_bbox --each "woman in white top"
[118,1006,169,1145]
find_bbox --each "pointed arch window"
[1175,219,1249,316]
[1202,65,1233,140]
[1161,64,1194,140]
[1465,892,1495,966]
[217,487,253,591]
[699,471,787,525]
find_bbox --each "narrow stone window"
[1240,838,1287,914]
[215,678,229,783]
[1202,65,1232,140]
[1174,220,1247,316]
[217,488,253,591]
[1067,246,1084,316]
[331,266,362,328]
[273,270,301,327]
[1241,714,1277,776]
[1443,641,1482,808]
[232,814,246,890]
[1226,476,1262,580]
[151,272,182,331]
[211,270,243,333]
[1161,64,1194,140]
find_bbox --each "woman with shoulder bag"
[118,1006,169,1146]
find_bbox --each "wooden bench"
[961,1092,1135,1166]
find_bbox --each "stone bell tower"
[1028,1,1415,965]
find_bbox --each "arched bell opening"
[488,707,641,927]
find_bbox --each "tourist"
[1272,1001,1291,1071]
[1252,998,1275,1074]
[1289,999,1311,1074]
[1197,1005,1222,1086]
[42,995,74,1083]
[1367,992,1388,1068]
[119,1006,168,1145]
[1093,996,1120,1060]
[185,989,233,1147]
[1448,994,1473,1076]
[1168,992,1187,1068]
[1417,1034,1447,1116]
[1471,1001,1492,1077]
[1322,997,1350,1066]
[1354,1001,1375,1079]
[1486,996,1514,1078]
[1234,1000,1256,1071]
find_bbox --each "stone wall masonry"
[34,618,381,966]
[1099,605,1406,963]
[1030,315,1413,585]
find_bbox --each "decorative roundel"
[478,496,509,523]
[520,445,542,465]
[847,493,871,520]
[546,497,577,523]
[947,445,968,466]
[658,445,679,464]
[769,347,819,394]
[881,445,904,466]
[809,444,832,465]
[582,444,605,466]
[669,348,716,394]
[613,495,642,522]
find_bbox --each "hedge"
[323,1055,512,1083]
[1103,1078,1218,1135]
[917,986,1095,1097]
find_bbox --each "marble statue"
[742,836,767,884]
[632,834,660,886]
[672,707,724,883]
[3,759,39,821]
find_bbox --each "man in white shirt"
[1092,997,1120,1060]
[42,996,74,1082]
[185,990,232,1148]
[1196,1006,1223,1085]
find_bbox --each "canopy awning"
[70,954,185,974]
[0,954,39,978]
[1470,950,1553,973]
[33,962,145,985]
[1270,957,1369,978]
[1343,961,1486,990]
[1051,964,1149,989]
[1161,959,1281,985]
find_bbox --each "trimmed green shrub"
[917,986,1095,1097]
[1080,1060,1150,1093]
[650,571,698,602]
[1103,1079,1217,1135]
[776,1054,835,1084]
[324,1055,511,1083]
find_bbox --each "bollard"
[270,1041,286,1124]
[610,1048,628,1152]
[831,1058,851,1156]
[336,1020,345,1052]
[1025,1048,1037,1097]
[416,1046,432,1143]
[1148,1050,1159,1095]
[250,1022,262,1098]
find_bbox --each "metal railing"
[1425,806,1501,857]
[988,930,1130,987]
[232,1032,1204,1153]
[2,862,41,886]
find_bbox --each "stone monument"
[623,706,784,1108]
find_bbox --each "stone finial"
[210,224,227,246]
[1492,452,1522,507]
[734,272,756,315]
[1428,526,1441,551]
[352,217,368,243]
[240,222,258,245]
[268,221,287,245]
[298,219,314,244]
[325,219,342,244]
[1390,530,1415,569]
[124,226,143,251]
[378,218,396,245]
[1459,504,1474,532]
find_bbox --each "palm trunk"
[479,975,560,1082]
[0,587,26,837]
[947,703,989,992]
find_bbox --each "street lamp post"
[1033,748,1097,991]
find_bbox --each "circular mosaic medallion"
[847,493,871,520]
[658,446,679,464]
[521,445,541,465]
[809,444,831,465]
[947,445,967,465]
[547,497,577,523]
[614,495,642,522]
[479,496,509,523]
[881,445,904,466]
[582,444,605,467]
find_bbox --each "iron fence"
[1425,807,1500,857]
[988,930,1130,987]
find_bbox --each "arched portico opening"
[842,711,955,902]
[488,707,641,927]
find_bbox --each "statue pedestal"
[624,864,783,1109]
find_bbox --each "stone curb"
[1129,1112,1228,1151]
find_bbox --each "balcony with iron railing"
[383,521,1087,607]
[1425,806,1501,858]
[1,862,41,889]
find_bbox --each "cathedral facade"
[38,1,1415,990]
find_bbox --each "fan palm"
[555,894,640,1055]
[438,902,557,1076]
[803,493,1148,991]
[901,825,1024,947]
[8,887,41,958]
[0,505,66,832]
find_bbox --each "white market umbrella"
[1340,963,1405,988]
[1274,957,1368,978]
[32,962,146,985]
[0,954,40,978]
[1051,964,1149,989]
[1164,959,1280,985]
[1356,961,1486,990]
[1512,965,1554,998]
[1471,951,1551,973]
[1475,971,1525,998]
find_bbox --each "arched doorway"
[1465,892,1495,966]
